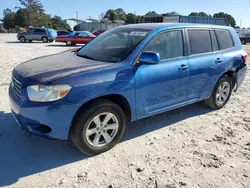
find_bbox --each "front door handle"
[179,64,188,71]
[215,58,223,64]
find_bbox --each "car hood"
[17,32,27,35]
[13,51,113,86]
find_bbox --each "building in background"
[141,15,228,26]
[74,19,124,32]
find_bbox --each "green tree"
[145,11,158,17]
[115,8,126,21]
[104,9,118,21]
[15,8,28,27]
[18,0,45,26]
[189,12,211,17]
[3,8,12,17]
[126,13,141,24]
[213,12,236,27]
[166,11,179,16]
[3,10,16,29]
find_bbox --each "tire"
[241,39,246,45]
[70,99,126,155]
[205,75,232,109]
[19,36,26,43]
[28,40,32,43]
[66,41,72,46]
[42,37,48,43]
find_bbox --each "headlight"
[27,85,71,102]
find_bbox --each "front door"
[135,30,189,119]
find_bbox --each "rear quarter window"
[188,30,212,55]
[215,30,234,50]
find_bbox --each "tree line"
[2,0,71,31]
[104,9,236,27]
[1,0,237,31]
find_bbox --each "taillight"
[242,51,248,63]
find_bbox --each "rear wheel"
[241,39,246,45]
[205,76,232,109]
[42,37,48,43]
[19,36,26,43]
[70,99,126,155]
[66,41,72,46]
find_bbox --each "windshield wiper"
[77,54,99,61]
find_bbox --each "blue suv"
[10,24,247,155]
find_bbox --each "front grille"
[12,76,22,101]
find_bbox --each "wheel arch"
[41,36,48,40]
[19,35,26,40]
[70,94,132,129]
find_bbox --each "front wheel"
[19,36,26,43]
[205,76,232,109]
[70,99,126,155]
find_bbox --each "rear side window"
[34,29,46,33]
[215,30,234,50]
[144,30,183,60]
[210,31,219,51]
[188,30,212,55]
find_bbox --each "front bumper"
[9,85,80,140]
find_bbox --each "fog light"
[34,125,52,134]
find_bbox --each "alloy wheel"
[216,82,230,105]
[85,112,119,147]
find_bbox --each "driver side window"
[144,30,183,60]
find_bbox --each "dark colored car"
[10,24,247,155]
[17,28,57,43]
[55,31,96,45]
[57,30,71,37]
[239,34,250,45]
[92,30,105,36]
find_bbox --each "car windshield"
[77,28,150,63]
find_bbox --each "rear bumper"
[9,85,81,140]
[234,64,247,91]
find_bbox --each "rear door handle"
[179,64,188,71]
[215,58,223,64]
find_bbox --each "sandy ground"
[0,34,250,188]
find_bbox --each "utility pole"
[134,11,136,24]
[76,11,79,31]
[240,19,243,28]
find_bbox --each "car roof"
[118,23,231,31]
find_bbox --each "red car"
[92,30,105,36]
[56,31,96,45]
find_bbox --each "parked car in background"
[10,24,247,155]
[17,28,57,43]
[239,34,250,45]
[92,29,105,36]
[57,30,71,37]
[55,31,96,45]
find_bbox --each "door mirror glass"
[139,51,160,64]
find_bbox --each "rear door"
[187,29,224,101]
[34,29,46,40]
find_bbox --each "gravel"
[0,34,250,188]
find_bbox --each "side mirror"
[138,51,160,64]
